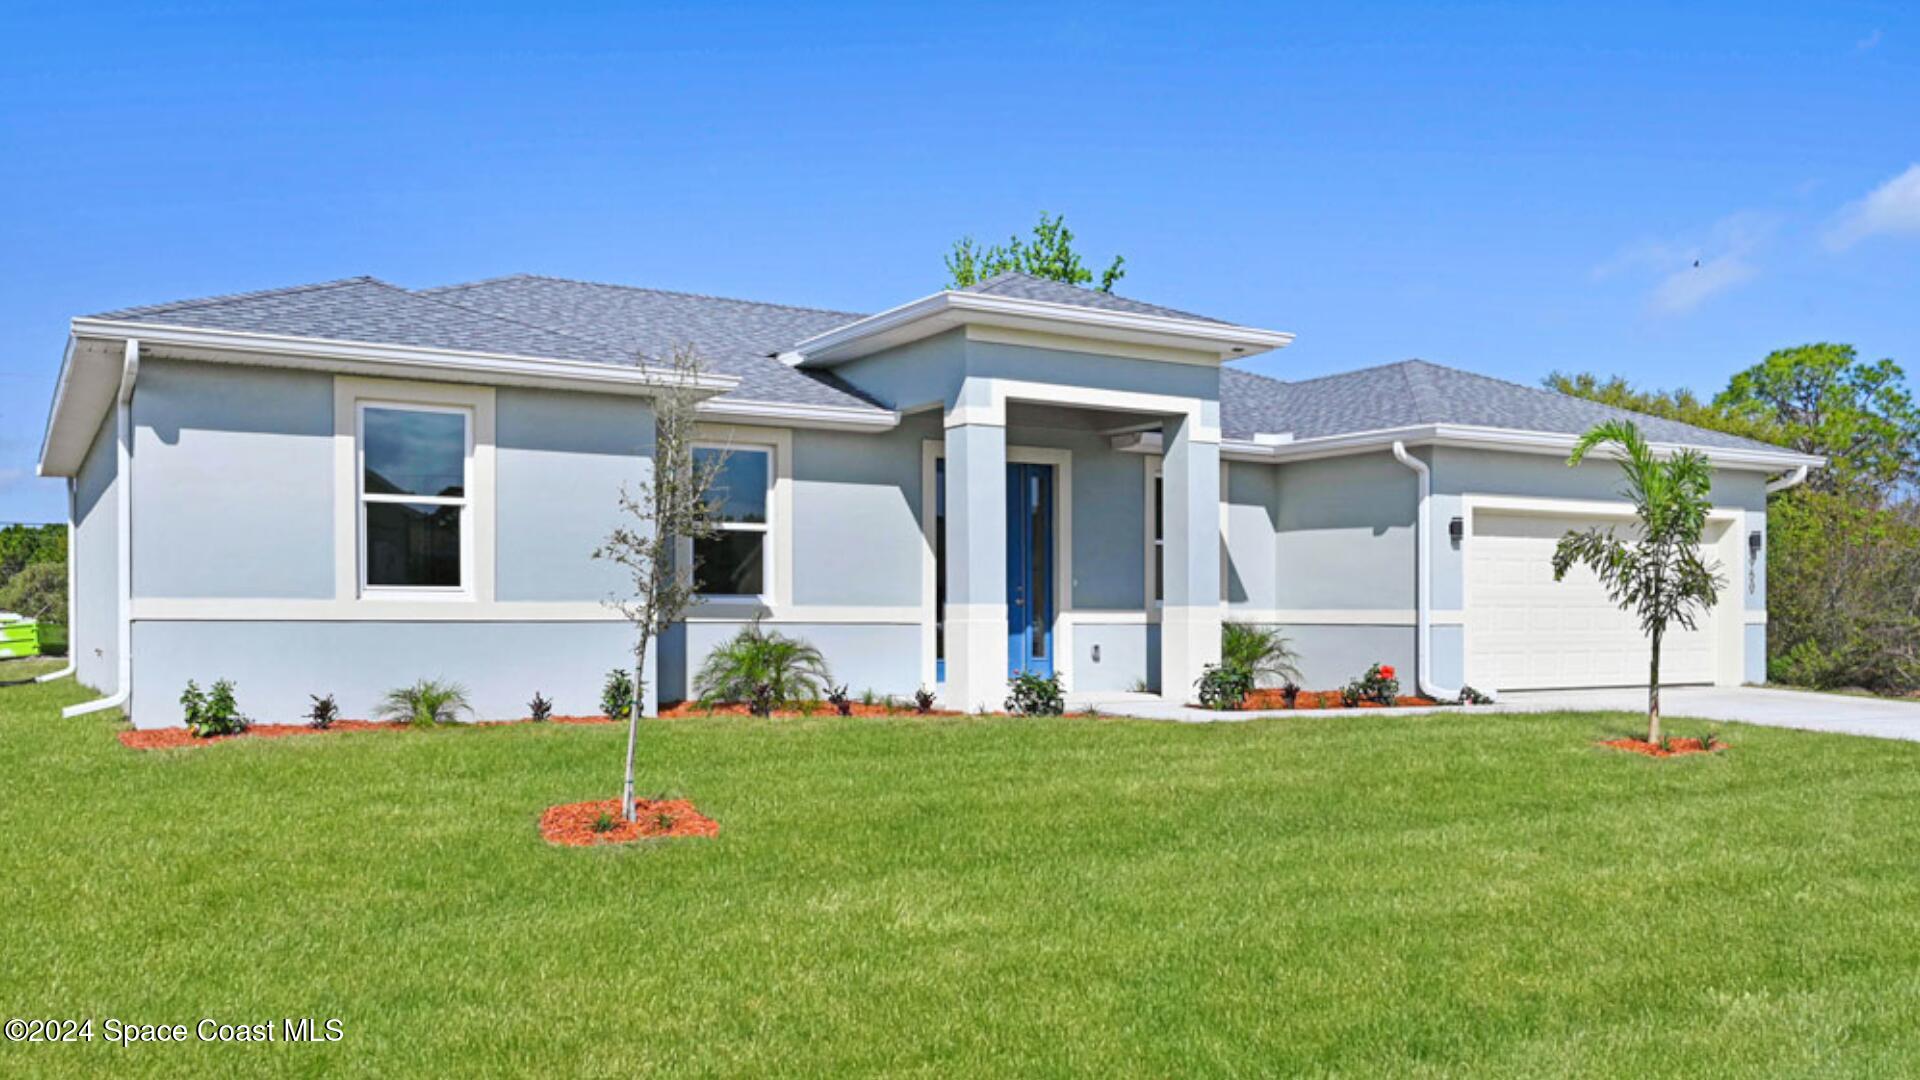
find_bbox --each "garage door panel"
[1468,511,1718,691]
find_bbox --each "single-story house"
[35,272,1821,727]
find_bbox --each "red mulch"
[1600,737,1726,758]
[658,701,958,719]
[539,798,719,847]
[118,714,613,751]
[1222,689,1442,711]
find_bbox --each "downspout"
[63,339,138,719]
[1766,464,1809,494]
[32,477,78,684]
[1391,441,1464,703]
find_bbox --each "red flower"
[1379,665,1396,679]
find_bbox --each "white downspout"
[63,339,138,719]
[1391,441,1463,703]
[1766,464,1810,494]
[32,477,78,683]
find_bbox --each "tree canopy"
[945,212,1126,292]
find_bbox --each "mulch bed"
[1599,737,1726,758]
[539,798,720,847]
[118,714,611,751]
[1217,689,1443,711]
[659,701,960,719]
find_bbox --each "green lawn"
[5,661,1920,1076]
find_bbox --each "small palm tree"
[693,619,833,715]
[377,678,473,729]
[1220,622,1303,687]
[1553,420,1725,744]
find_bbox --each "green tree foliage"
[1548,344,1920,693]
[692,618,833,715]
[0,523,64,586]
[945,212,1126,292]
[0,562,65,624]
[1552,421,1725,742]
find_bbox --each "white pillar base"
[1160,604,1222,705]
[945,604,1009,712]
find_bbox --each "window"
[1153,472,1164,604]
[694,444,771,598]
[360,404,470,591]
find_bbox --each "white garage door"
[1466,511,1722,691]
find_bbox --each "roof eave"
[781,290,1293,368]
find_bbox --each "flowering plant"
[1343,662,1400,706]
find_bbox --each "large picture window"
[694,444,771,599]
[360,404,470,590]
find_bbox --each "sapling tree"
[1552,420,1725,744]
[595,345,727,821]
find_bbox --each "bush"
[1281,682,1301,708]
[528,692,553,722]
[1456,685,1493,706]
[181,678,248,737]
[1339,684,1362,708]
[1220,622,1302,687]
[0,561,65,626]
[306,693,339,730]
[1005,671,1064,716]
[694,619,833,711]
[1196,663,1255,711]
[913,687,937,714]
[825,684,853,717]
[1343,663,1400,706]
[602,669,636,721]
[377,678,471,728]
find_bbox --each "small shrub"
[591,810,618,834]
[1456,685,1493,706]
[306,693,339,730]
[693,618,832,708]
[860,688,878,706]
[1127,677,1153,694]
[180,678,249,737]
[826,684,853,717]
[1221,622,1303,686]
[1657,734,1674,754]
[1196,663,1255,710]
[1338,684,1363,708]
[528,692,553,722]
[795,697,818,717]
[1281,682,1301,708]
[1005,671,1065,716]
[377,678,471,729]
[602,669,636,721]
[652,810,676,831]
[1343,663,1400,707]
[913,687,937,714]
[747,682,778,718]
[1700,730,1720,751]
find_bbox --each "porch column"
[1159,408,1222,702]
[944,420,1008,711]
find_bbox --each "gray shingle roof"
[1222,359,1788,453]
[89,277,620,365]
[962,271,1231,324]
[422,275,883,409]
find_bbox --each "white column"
[943,420,1007,711]
[1159,408,1222,702]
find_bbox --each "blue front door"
[1006,463,1055,678]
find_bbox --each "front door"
[1006,463,1055,678]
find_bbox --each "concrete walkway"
[1077,685,1920,742]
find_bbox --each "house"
[35,272,1821,727]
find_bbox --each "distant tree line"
[1547,344,1920,694]
[0,523,67,634]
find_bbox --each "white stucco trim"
[1243,423,1822,474]
[129,599,926,625]
[1223,608,1465,627]
[332,377,496,605]
[698,397,896,432]
[62,339,139,719]
[944,379,1219,443]
[918,438,1073,691]
[963,324,1224,367]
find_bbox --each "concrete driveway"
[1496,686,1920,742]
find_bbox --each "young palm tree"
[376,678,472,729]
[693,618,833,715]
[1220,621,1303,687]
[1553,420,1725,743]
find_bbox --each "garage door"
[1466,511,1722,691]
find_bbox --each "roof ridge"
[90,276,385,320]
[425,273,870,320]
[399,285,627,360]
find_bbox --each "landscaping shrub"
[180,678,248,737]
[913,687,937,714]
[825,684,853,717]
[306,693,339,730]
[1220,622,1302,687]
[377,678,472,729]
[528,692,553,722]
[1456,685,1493,706]
[1005,671,1064,716]
[1196,663,1255,710]
[1281,682,1301,708]
[1344,663,1400,706]
[601,669,635,722]
[693,619,832,710]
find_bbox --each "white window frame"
[356,401,474,597]
[1145,458,1163,608]
[333,376,496,605]
[691,438,777,605]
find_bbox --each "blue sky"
[2,1,1915,522]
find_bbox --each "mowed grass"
[5,662,1920,1076]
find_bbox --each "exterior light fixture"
[1449,517,1465,543]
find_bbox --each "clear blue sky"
[3,1,1915,522]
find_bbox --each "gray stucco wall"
[658,621,923,705]
[495,387,653,602]
[1273,451,1418,610]
[1224,462,1279,610]
[73,412,118,695]
[132,358,335,598]
[789,413,937,608]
